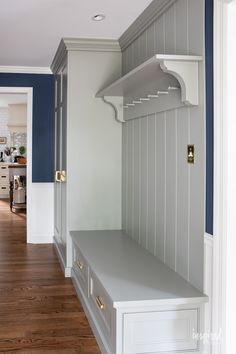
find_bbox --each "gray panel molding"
[51,38,121,73]
[119,0,177,51]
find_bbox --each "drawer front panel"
[0,165,9,172]
[0,174,9,181]
[89,271,112,334]
[0,185,9,194]
[123,309,199,353]
[72,244,89,296]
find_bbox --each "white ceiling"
[0,0,153,68]
[0,94,27,108]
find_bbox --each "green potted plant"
[17,146,27,164]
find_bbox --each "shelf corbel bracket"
[160,60,200,106]
[102,96,125,123]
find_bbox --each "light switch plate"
[188,145,195,164]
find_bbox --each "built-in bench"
[70,230,207,354]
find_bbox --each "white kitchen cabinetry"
[51,39,122,276]
[71,230,207,354]
[0,163,9,198]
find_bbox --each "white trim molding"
[0,86,54,244]
[212,1,226,352]
[119,0,177,51]
[204,233,213,354]
[0,66,52,74]
[212,1,236,354]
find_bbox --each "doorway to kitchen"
[0,87,32,244]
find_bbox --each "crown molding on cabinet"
[0,66,52,74]
[119,0,177,51]
[51,38,121,73]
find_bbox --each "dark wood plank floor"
[0,199,101,354]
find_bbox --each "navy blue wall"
[0,74,54,183]
[205,0,214,235]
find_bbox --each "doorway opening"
[0,87,32,244]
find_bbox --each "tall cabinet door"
[54,59,68,262]
[54,73,62,244]
[60,63,67,247]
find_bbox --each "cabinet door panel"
[61,63,67,246]
[54,107,61,241]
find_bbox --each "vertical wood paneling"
[127,121,133,237]
[155,113,166,263]
[140,117,148,248]
[125,46,132,73]
[176,108,189,279]
[165,110,177,270]
[139,31,148,66]
[122,123,128,232]
[133,119,140,244]
[132,38,139,70]
[164,4,176,54]
[188,0,204,55]
[176,0,188,55]
[146,23,156,59]
[122,49,127,75]
[121,0,205,291]
[155,15,165,54]
[147,114,156,254]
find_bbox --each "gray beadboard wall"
[120,0,205,291]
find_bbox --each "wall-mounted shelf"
[96,54,203,122]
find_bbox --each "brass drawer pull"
[96,296,104,310]
[77,261,84,270]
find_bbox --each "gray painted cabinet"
[53,56,68,273]
[51,38,122,276]
[71,230,207,354]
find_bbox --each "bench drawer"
[89,270,112,335]
[72,244,89,297]
[123,309,199,353]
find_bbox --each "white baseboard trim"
[204,233,214,354]
[27,183,54,244]
[28,234,54,244]
[53,237,71,277]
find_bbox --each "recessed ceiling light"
[92,14,105,21]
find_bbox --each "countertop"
[8,164,27,168]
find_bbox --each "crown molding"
[51,38,121,73]
[119,0,177,51]
[0,66,52,74]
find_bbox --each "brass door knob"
[95,296,104,310]
[77,261,84,270]
[61,170,66,183]
[55,171,61,182]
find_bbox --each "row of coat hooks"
[123,86,180,109]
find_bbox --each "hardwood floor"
[0,199,101,354]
